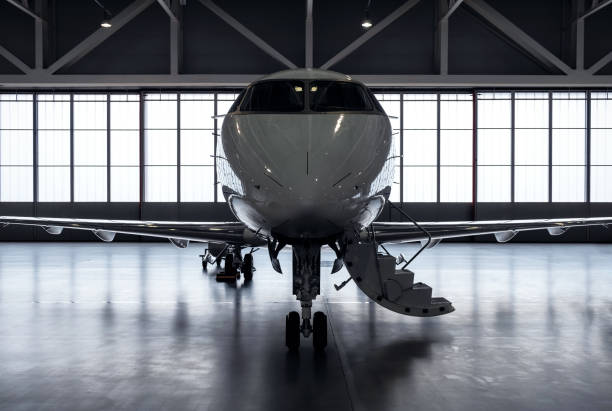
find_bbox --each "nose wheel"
[285,308,327,351]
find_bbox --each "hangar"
[0,0,611,410]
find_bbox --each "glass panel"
[37,101,70,130]
[73,100,106,130]
[552,166,585,202]
[591,129,612,166]
[477,96,511,129]
[74,130,106,166]
[74,167,107,202]
[1,130,33,165]
[241,81,305,112]
[181,130,214,166]
[403,166,436,202]
[403,130,436,166]
[110,131,139,166]
[110,100,139,130]
[440,98,472,129]
[145,98,177,129]
[515,129,548,165]
[478,166,510,202]
[180,166,214,202]
[440,166,471,202]
[403,99,436,130]
[38,166,70,202]
[110,167,139,202]
[38,130,70,166]
[309,81,372,112]
[0,166,33,201]
[591,166,612,202]
[478,129,511,165]
[515,98,549,129]
[552,95,585,129]
[145,130,177,165]
[515,166,548,202]
[440,130,472,166]
[0,100,33,129]
[552,129,585,165]
[145,166,177,202]
[181,98,215,130]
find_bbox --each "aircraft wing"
[0,216,260,246]
[372,217,612,244]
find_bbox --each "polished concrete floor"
[0,242,611,411]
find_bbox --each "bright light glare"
[361,19,373,29]
[101,20,112,28]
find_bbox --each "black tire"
[243,254,253,281]
[285,311,300,350]
[313,312,327,350]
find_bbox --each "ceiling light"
[361,0,373,29]
[100,19,112,28]
[361,18,373,29]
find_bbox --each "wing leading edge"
[0,216,262,246]
[372,217,612,244]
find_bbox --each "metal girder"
[4,0,44,21]
[305,0,313,68]
[169,0,182,75]
[588,50,612,74]
[464,0,574,75]
[156,0,178,22]
[580,0,612,19]
[198,0,297,69]
[320,0,421,70]
[1,73,612,88]
[0,45,32,73]
[440,0,464,21]
[45,0,156,74]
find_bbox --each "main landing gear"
[200,243,257,283]
[285,243,328,351]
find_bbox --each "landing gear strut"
[284,243,327,350]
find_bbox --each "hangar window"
[37,94,71,202]
[0,94,33,202]
[552,92,586,202]
[240,81,304,112]
[590,92,612,202]
[110,94,140,202]
[477,93,511,202]
[440,93,473,202]
[73,94,108,202]
[144,93,178,202]
[309,81,373,112]
[403,94,437,202]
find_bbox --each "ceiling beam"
[4,0,44,22]
[305,0,313,68]
[198,0,297,69]
[169,0,182,75]
[580,0,612,19]
[2,73,612,88]
[320,0,421,70]
[0,44,32,74]
[587,50,612,74]
[45,0,156,74]
[156,0,178,22]
[440,0,464,21]
[464,0,574,75]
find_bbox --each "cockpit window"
[239,80,305,112]
[309,81,373,112]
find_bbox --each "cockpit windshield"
[239,80,304,112]
[309,81,373,112]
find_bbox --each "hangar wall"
[1,0,612,242]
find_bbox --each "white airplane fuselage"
[217,69,394,244]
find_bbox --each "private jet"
[2,68,611,351]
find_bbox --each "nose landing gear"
[285,243,328,351]
[285,303,327,351]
